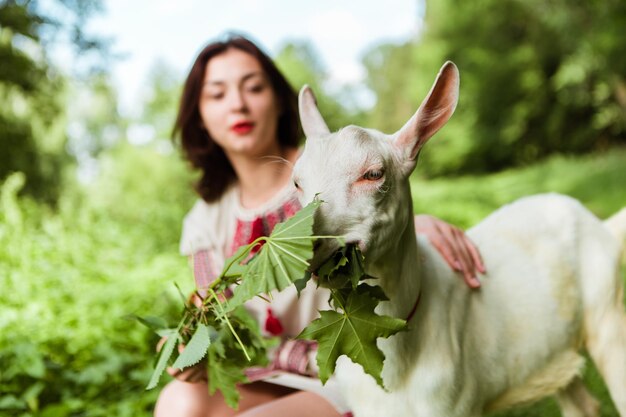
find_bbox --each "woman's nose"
[227,89,247,111]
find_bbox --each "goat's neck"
[367,206,421,319]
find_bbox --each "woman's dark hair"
[172,33,301,203]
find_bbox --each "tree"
[137,59,182,143]
[65,73,125,185]
[274,40,356,132]
[0,0,107,202]
[362,0,626,176]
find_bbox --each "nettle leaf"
[125,314,169,332]
[146,329,179,389]
[172,323,212,370]
[227,200,321,309]
[207,348,248,409]
[202,306,273,406]
[298,290,407,387]
[140,202,324,401]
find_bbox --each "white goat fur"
[293,62,626,417]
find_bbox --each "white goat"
[293,62,626,417]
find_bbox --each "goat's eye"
[363,169,384,181]
[293,180,300,189]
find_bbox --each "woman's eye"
[363,169,384,181]
[247,84,265,93]
[244,80,266,94]
[204,90,224,100]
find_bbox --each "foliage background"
[1,0,625,415]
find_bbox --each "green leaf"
[207,348,248,409]
[317,246,349,277]
[221,244,250,280]
[125,314,169,332]
[346,245,367,289]
[227,200,321,308]
[230,306,278,360]
[171,324,211,370]
[155,327,178,338]
[0,395,24,410]
[173,282,188,304]
[146,330,178,390]
[293,270,312,296]
[316,244,368,290]
[297,290,407,387]
[39,404,71,417]
[316,247,350,289]
[355,283,389,302]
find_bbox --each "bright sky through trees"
[81,0,423,115]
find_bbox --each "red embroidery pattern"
[193,250,234,299]
[249,217,266,254]
[264,307,284,336]
[273,339,317,375]
[229,197,302,256]
[193,249,216,297]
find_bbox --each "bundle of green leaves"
[140,200,407,408]
[297,245,407,387]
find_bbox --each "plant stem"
[208,288,251,362]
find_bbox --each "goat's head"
[294,62,459,267]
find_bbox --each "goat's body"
[335,193,626,417]
[296,66,625,416]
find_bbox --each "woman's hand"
[414,215,486,289]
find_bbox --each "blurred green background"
[1,0,625,415]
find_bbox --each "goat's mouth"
[309,238,341,272]
[309,238,363,272]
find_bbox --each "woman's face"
[199,48,281,158]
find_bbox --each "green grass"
[411,147,626,417]
[411,146,626,228]
[0,145,624,416]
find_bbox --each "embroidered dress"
[180,183,348,413]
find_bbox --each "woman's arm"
[414,215,486,289]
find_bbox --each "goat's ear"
[299,85,330,138]
[393,61,459,172]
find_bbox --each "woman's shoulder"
[235,183,300,221]
[184,186,239,223]
[179,186,239,255]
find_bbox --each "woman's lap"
[154,379,340,417]
[237,390,342,417]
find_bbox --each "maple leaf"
[297,289,407,387]
[316,244,369,290]
[227,199,321,309]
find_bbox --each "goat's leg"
[555,377,599,417]
[585,306,626,415]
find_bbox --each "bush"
[0,143,197,416]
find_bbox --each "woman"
[154,34,484,417]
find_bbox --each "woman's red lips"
[232,121,254,134]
